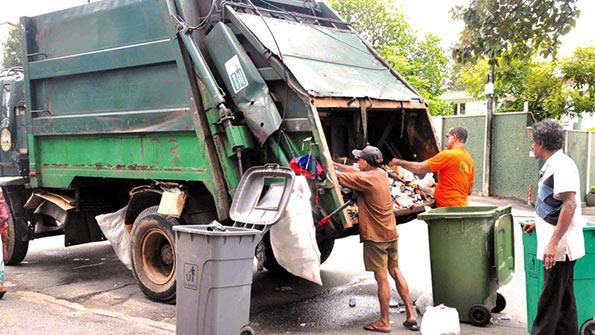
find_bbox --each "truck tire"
[263,234,335,275]
[130,206,178,303]
[318,238,335,263]
[4,216,29,265]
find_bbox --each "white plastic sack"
[95,206,131,270]
[421,304,460,335]
[270,176,322,285]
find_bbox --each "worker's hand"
[333,163,342,172]
[388,158,401,168]
[522,222,535,235]
[388,170,398,179]
[543,241,559,270]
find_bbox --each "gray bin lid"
[229,164,295,226]
[173,225,260,236]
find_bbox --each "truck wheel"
[130,206,177,303]
[263,234,335,275]
[4,216,29,265]
[318,239,335,263]
[262,234,287,275]
[491,293,506,313]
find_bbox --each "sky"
[1,0,594,63]
[398,0,595,58]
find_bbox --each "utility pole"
[483,62,495,196]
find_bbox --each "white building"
[440,90,487,116]
[561,113,595,131]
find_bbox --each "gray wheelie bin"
[174,165,295,335]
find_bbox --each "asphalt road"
[3,196,583,335]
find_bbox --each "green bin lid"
[494,212,515,286]
[418,205,511,221]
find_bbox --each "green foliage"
[587,127,595,132]
[455,45,595,120]
[509,62,568,120]
[328,0,415,50]
[590,186,595,195]
[328,0,450,116]
[452,0,580,63]
[562,46,595,116]
[456,59,490,98]
[428,98,455,116]
[457,58,569,120]
[451,0,580,120]
[2,25,22,68]
[446,62,466,91]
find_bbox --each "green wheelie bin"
[418,206,515,327]
[521,220,595,335]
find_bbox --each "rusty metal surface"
[311,98,427,109]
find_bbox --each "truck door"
[0,71,27,177]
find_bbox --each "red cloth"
[290,155,324,179]
[0,193,9,223]
[0,192,9,261]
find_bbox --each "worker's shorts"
[363,239,399,272]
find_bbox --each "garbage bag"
[95,206,131,270]
[421,304,460,335]
[270,176,322,285]
[290,154,324,179]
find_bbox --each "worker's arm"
[389,158,432,174]
[468,181,474,195]
[334,162,360,173]
[543,191,577,270]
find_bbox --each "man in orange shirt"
[389,126,474,207]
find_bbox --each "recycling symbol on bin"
[184,263,198,290]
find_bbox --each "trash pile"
[342,164,436,223]
[388,166,435,210]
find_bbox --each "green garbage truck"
[0,0,440,302]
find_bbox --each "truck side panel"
[21,0,232,217]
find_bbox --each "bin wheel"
[131,206,178,303]
[580,319,595,335]
[491,293,506,313]
[4,216,29,265]
[240,325,255,335]
[469,304,491,327]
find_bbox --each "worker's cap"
[352,146,383,166]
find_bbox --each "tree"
[457,57,569,120]
[562,46,595,116]
[452,0,580,113]
[456,45,595,120]
[452,0,579,194]
[452,0,579,62]
[2,25,22,68]
[329,0,415,51]
[328,0,452,115]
